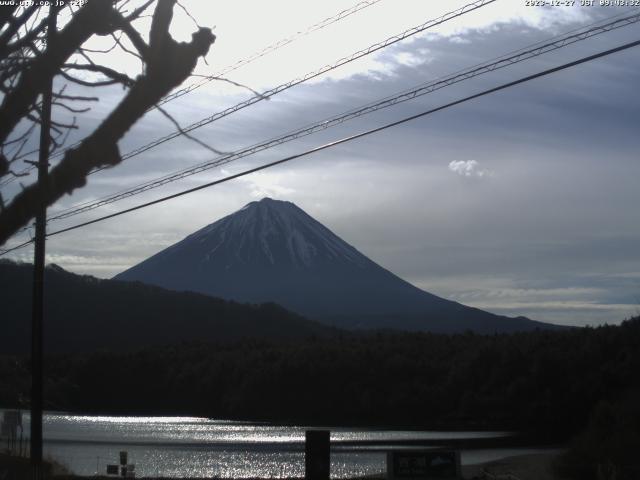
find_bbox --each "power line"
[91,0,497,172]
[0,0,388,187]
[3,36,638,256]
[3,0,497,189]
[159,0,387,106]
[44,11,640,223]
[0,239,34,256]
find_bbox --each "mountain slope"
[0,260,333,354]
[115,198,556,333]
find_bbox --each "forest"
[1,316,639,433]
[0,260,333,354]
[2,262,639,478]
[2,317,639,478]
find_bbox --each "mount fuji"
[114,198,555,333]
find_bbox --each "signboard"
[119,465,136,478]
[106,465,120,475]
[305,430,330,480]
[387,450,461,480]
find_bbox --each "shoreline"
[4,450,565,480]
[462,452,563,480]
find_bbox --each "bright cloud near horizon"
[2,0,640,327]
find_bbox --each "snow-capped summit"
[185,197,368,269]
[115,198,553,333]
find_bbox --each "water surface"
[2,411,554,477]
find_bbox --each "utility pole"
[31,5,57,479]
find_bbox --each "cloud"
[448,160,491,178]
[4,3,638,329]
[410,272,640,327]
[221,168,296,199]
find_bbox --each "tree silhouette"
[0,0,215,245]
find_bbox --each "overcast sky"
[3,0,640,326]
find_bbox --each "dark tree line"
[0,260,333,354]
[1,316,639,438]
[557,390,640,480]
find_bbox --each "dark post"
[305,430,330,480]
[31,5,56,479]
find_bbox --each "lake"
[4,411,556,477]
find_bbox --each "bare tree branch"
[0,153,8,178]
[1,122,36,149]
[0,12,48,59]
[114,15,149,60]
[52,93,99,102]
[0,5,18,32]
[0,5,39,55]
[176,0,201,29]
[80,34,121,54]
[191,74,269,99]
[59,69,122,87]
[111,31,144,63]
[0,0,122,145]
[52,117,77,154]
[156,104,229,155]
[52,102,91,114]
[0,0,215,245]
[63,63,136,86]
[125,0,156,21]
